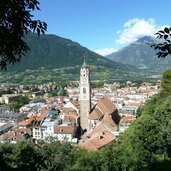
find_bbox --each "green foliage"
[48,92,57,98]
[91,81,104,88]
[0,141,44,171]
[0,143,14,170]
[10,96,30,111]
[161,70,171,96]
[0,0,47,70]
[151,27,171,58]
[68,148,101,171]
[11,141,43,170]
[40,142,75,171]
[57,86,68,96]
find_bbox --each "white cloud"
[95,48,118,56]
[116,18,160,44]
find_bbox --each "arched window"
[83,88,86,94]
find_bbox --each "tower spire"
[82,51,87,68]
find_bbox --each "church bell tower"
[80,59,91,132]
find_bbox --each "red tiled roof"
[19,113,46,127]
[68,112,80,120]
[80,130,116,151]
[2,132,23,142]
[62,108,77,115]
[86,120,117,138]
[39,107,47,116]
[54,125,76,134]
[128,102,142,107]
[96,96,117,114]
[64,115,76,125]
[103,112,116,127]
[71,100,79,108]
[19,117,34,126]
[121,115,135,123]
[88,107,103,120]
[12,126,31,134]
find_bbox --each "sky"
[34,0,171,56]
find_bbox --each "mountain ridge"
[7,33,137,72]
[106,36,171,70]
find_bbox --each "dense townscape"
[0,61,160,151]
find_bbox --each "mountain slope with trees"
[8,33,137,72]
[1,33,141,83]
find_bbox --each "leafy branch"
[150,27,171,58]
[0,0,47,70]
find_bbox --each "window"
[83,88,86,94]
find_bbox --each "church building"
[79,58,120,139]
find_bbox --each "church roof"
[86,120,117,138]
[96,96,117,114]
[103,112,116,127]
[79,130,116,151]
[88,107,103,120]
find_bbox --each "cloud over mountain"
[116,18,159,45]
[95,48,118,56]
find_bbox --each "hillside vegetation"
[9,33,137,71]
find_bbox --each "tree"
[0,141,45,171]
[10,96,30,112]
[150,27,171,58]
[41,141,75,171]
[0,143,14,170]
[161,70,171,96]
[11,141,44,170]
[0,0,47,70]
[57,86,68,96]
[68,148,101,171]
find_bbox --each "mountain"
[106,36,171,70]
[2,33,141,83]
[8,33,136,71]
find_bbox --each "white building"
[41,118,57,139]
[54,125,76,142]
